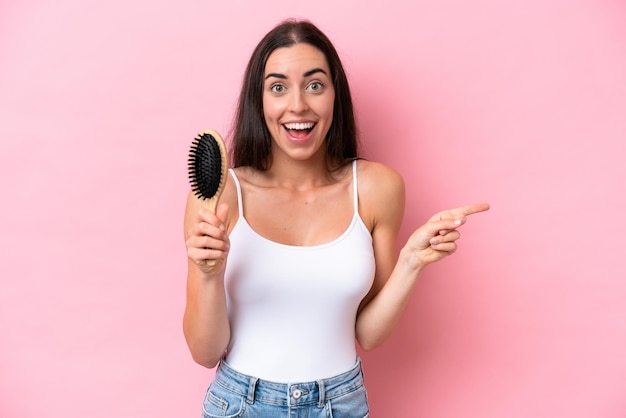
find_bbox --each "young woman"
[184,19,489,418]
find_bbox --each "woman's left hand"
[402,203,490,269]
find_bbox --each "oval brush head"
[188,129,228,212]
[188,129,228,267]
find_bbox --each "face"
[262,43,335,164]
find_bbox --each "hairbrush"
[188,129,228,266]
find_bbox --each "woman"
[184,19,489,418]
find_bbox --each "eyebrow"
[264,68,328,80]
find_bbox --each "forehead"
[264,43,330,76]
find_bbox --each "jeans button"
[292,389,302,399]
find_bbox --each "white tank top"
[223,160,375,382]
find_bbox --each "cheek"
[262,99,281,122]
[320,96,335,121]
[322,91,335,116]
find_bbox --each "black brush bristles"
[188,130,228,205]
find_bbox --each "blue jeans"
[201,358,370,418]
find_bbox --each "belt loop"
[317,379,325,408]
[246,377,258,404]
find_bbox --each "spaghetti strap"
[229,169,244,217]
[352,160,358,212]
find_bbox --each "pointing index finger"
[461,202,490,216]
[431,202,491,223]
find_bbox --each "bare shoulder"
[356,160,405,229]
[357,159,405,199]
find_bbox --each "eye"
[307,81,324,92]
[270,84,286,94]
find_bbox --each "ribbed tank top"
[223,160,375,382]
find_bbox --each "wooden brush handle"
[202,197,220,267]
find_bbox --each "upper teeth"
[284,122,314,130]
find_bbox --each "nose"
[289,90,309,113]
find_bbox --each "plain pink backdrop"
[1,1,625,417]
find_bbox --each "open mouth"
[283,122,316,138]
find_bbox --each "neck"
[264,152,339,191]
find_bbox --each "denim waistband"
[214,358,364,408]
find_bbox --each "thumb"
[216,202,229,227]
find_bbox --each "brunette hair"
[230,19,358,170]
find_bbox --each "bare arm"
[182,190,232,368]
[355,162,489,350]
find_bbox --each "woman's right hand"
[185,202,230,274]
[183,196,232,367]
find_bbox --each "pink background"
[1,1,625,417]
